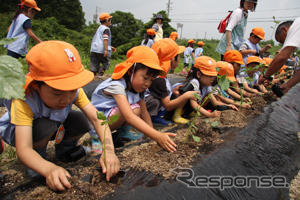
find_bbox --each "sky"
[80,0,300,41]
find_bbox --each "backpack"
[217,11,233,33]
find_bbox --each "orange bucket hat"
[246,56,264,65]
[224,50,244,65]
[24,41,94,91]
[194,56,217,76]
[152,38,180,77]
[197,41,205,46]
[21,0,41,11]
[216,61,236,82]
[146,28,156,36]
[169,32,179,41]
[112,46,164,80]
[262,57,273,67]
[251,27,265,40]
[99,12,112,21]
[187,39,195,44]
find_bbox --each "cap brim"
[178,46,185,54]
[227,76,236,82]
[34,7,41,11]
[236,60,245,65]
[45,68,94,91]
[143,61,166,77]
[201,70,218,76]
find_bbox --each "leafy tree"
[110,11,144,47]
[143,10,176,38]
[0,0,85,31]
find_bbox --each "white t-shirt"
[283,17,300,49]
[226,8,243,32]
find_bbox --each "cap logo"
[208,60,212,65]
[64,48,76,62]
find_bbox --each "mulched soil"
[0,94,298,200]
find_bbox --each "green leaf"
[0,55,26,100]
[211,121,219,128]
[101,121,106,126]
[108,115,119,125]
[97,111,107,120]
[0,38,17,46]
[216,67,220,72]
[192,135,201,142]
[218,75,230,91]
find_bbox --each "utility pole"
[177,23,183,39]
[93,6,100,23]
[166,0,172,17]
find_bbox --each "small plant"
[96,111,118,167]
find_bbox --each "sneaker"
[151,115,173,126]
[116,126,143,141]
[91,137,103,154]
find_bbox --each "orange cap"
[280,65,288,74]
[25,41,94,91]
[197,41,205,46]
[194,56,217,76]
[21,0,41,11]
[187,39,195,44]
[146,28,156,36]
[152,38,179,77]
[246,56,264,65]
[99,12,112,21]
[216,61,236,82]
[169,32,178,41]
[224,50,244,65]
[251,27,265,40]
[112,46,164,80]
[262,57,273,67]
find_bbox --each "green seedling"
[96,111,118,167]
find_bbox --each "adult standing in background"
[259,19,300,94]
[216,0,258,60]
[152,14,164,42]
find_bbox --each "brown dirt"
[2,95,297,200]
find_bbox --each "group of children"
[1,1,293,193]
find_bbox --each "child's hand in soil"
[243,97,252,104]
[99,151,120,181]
[209,110,221,118]
[227,104,239,111]
[45,165,71,191]
[241,102,251,109]
[157,132,177,153]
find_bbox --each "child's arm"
[81,103,120,181]
[25,28,42,43]
[216,94,251,109]
[138,99,153,127]
[227,88,241,100]
[15,126,71,191]
[103,39,109,58]
[161,91,199,111]
[240,49,257,56]
[113,94,177,152]
[232,81,254,97]
[242,82,262,95]
[190,99,221,118]
[209,94,239,111]
[257,84,268,93]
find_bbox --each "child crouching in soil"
[145,38,199,125]
[169,56,221,120]
[0,41,120,191]
[241,56,268,95]
[214,61,252,109]
[91,46,177,153]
